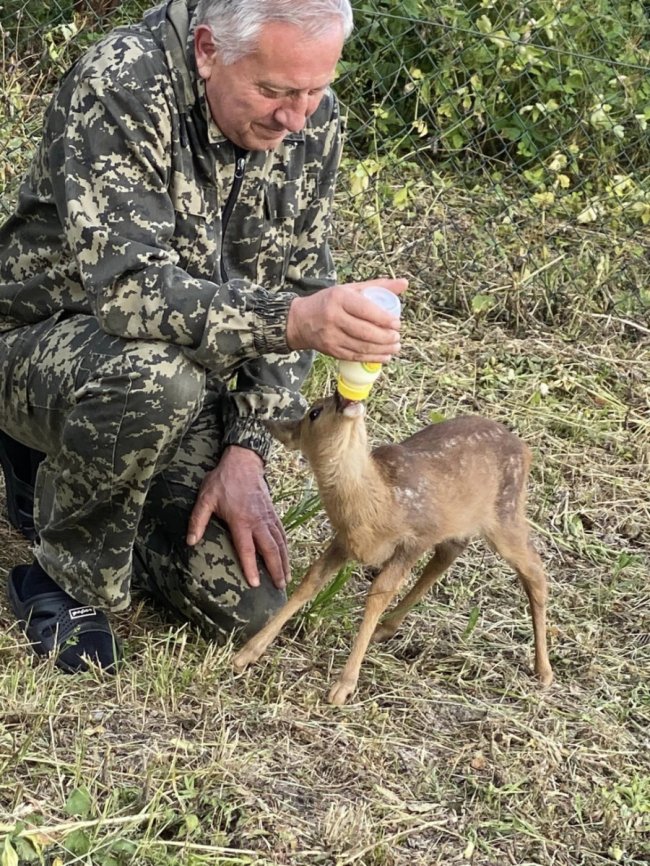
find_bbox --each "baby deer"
[233,393,553,705]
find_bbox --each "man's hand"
[186,446,289,591]
[286,277,407,360]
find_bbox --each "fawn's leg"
[372,539,468,643]
[489,524,553,686]
[328,557,413,706]
[233,539,348,672]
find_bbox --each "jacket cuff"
[222,415,274,463]
[252,293,296,355]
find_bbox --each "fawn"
[233,393,553,705]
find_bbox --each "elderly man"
[0,0,405,672]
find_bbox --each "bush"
[337,0,650,176]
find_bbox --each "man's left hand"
[186,446,290,590]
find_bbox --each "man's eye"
[260,86,326,100]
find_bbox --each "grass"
[1,14,649,866]
[1,305,647,865]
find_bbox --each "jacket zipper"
[219,148,247,282]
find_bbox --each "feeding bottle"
[337,286,401,401]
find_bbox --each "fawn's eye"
[308,406,323,422]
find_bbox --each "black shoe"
[0,429,45,540]
[7,563,121,674]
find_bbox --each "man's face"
[195,20,344,151]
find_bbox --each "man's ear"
[194,24,218,80]
[265,419,302,451]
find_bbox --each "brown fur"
[233,395,553,705]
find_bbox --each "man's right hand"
[286,278,407,361]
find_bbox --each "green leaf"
[109,840,138,856]
[1,837,18,866]
[476,14,493,35]
[12,836,40,864]
[471,294,494,314]
[63,829,91,856]
[392,186,410,208]
[65,786,93,818]
[184,813,200,834]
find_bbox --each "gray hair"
[194,0,354,65]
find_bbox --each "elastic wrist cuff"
[222,416,274,463]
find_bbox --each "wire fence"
[1,0,648,333]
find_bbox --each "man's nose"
[274,93,315,133]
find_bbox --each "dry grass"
[1,294,648,864]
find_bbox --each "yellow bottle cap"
[336,376,373,401]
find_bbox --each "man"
[0,0,406,673]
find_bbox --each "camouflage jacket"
[0,0,343,459]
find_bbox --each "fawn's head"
[266,393,367,465]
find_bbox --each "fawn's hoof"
[232,646,260,672]
[537,666,554,688]
[327,677,358,706]
[371,622,398,644]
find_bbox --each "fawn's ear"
[264,419,302,451]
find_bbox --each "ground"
[1,251,648,863]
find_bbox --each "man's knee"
[234,579,287,640]
[190,567,287,643]
[134,527,288,643]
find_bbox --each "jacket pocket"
[169,170,220,279]
[257,176,309,289]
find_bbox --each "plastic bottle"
[337,286,401,401]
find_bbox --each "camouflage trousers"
[0,313,285,642]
